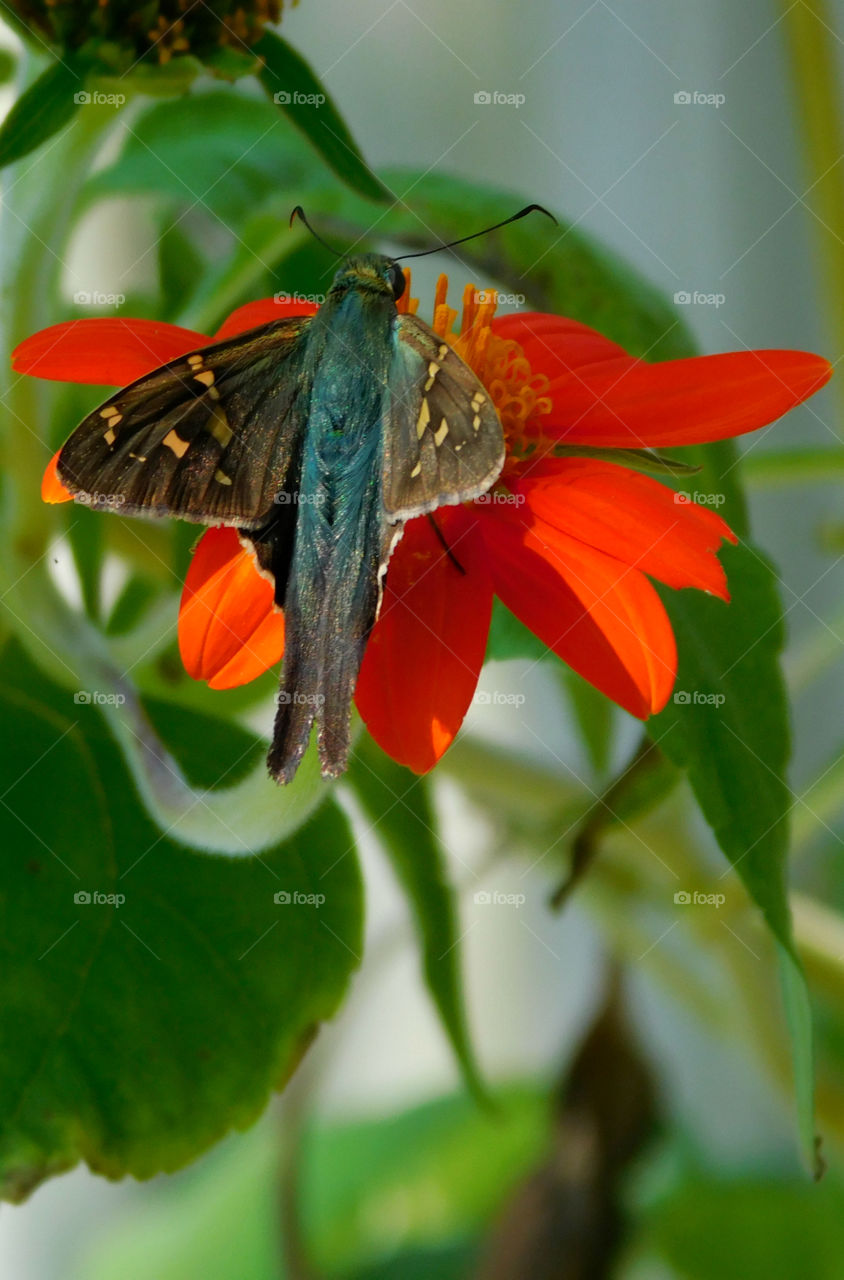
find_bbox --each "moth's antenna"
[398,204,557,260]
[289,206,345,259]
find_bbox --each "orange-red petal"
[514,459,736,598]
[213,296,319,340]
[178,527,284,691]
[493,312,632,378]
[494,314,832,447]
[12,319,207,385]
[41,449,73,503]
[480,504,677,718]
[355,508,493,773]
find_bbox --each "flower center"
[400,269,552,479]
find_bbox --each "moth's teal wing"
[381,313,505,522]
[57,316,313,529]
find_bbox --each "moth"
[55,206,553,783]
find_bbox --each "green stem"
[550,735,674,908]
[781,1,844,417]
[742,448,844,490]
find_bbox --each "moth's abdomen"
[268,298,395,781]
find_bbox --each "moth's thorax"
[328,253,404,301]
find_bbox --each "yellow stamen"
[406,269,552,477]
[395,268,419,316]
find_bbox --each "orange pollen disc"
[410,271,553,479]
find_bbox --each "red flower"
[16,278,831,775]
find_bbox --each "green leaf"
[141,696,265,791]
[0,673,362,1201]
[648,442,813,1165]
[560,667,616,777]
[347,736,484,1100]
[0,55,88,171]
[303,168,695,359]
[304,1087,544,1269]
[74,1086,545,1280]
[83,91,318,221]
[104,575,159,637]
[636,1168,844,1279]
[255,31,389,204]
[0,49,18,87]
[165,203,338,332]
[157,223,205,318]
[486,597,549,664]
[651,531,815,1166]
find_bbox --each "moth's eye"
[387,262,406,300]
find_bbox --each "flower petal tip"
[178,527,285,689]
[41,450,73,504]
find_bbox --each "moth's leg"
[426,513,466,575]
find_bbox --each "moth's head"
[330,253,406,302]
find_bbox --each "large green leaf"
[295,169,693,359]
[83,91,318,221]
[347,737,483,1100]
[0,55,89,171]
[651,440,814,1165]
[255,31,389,204]
[653,545,792,937]
[0,664,362,1201]
[333,174,810,1158]
[74,1086,544,1280]
[634,1168,844,1279]
[343,176,811,1159]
